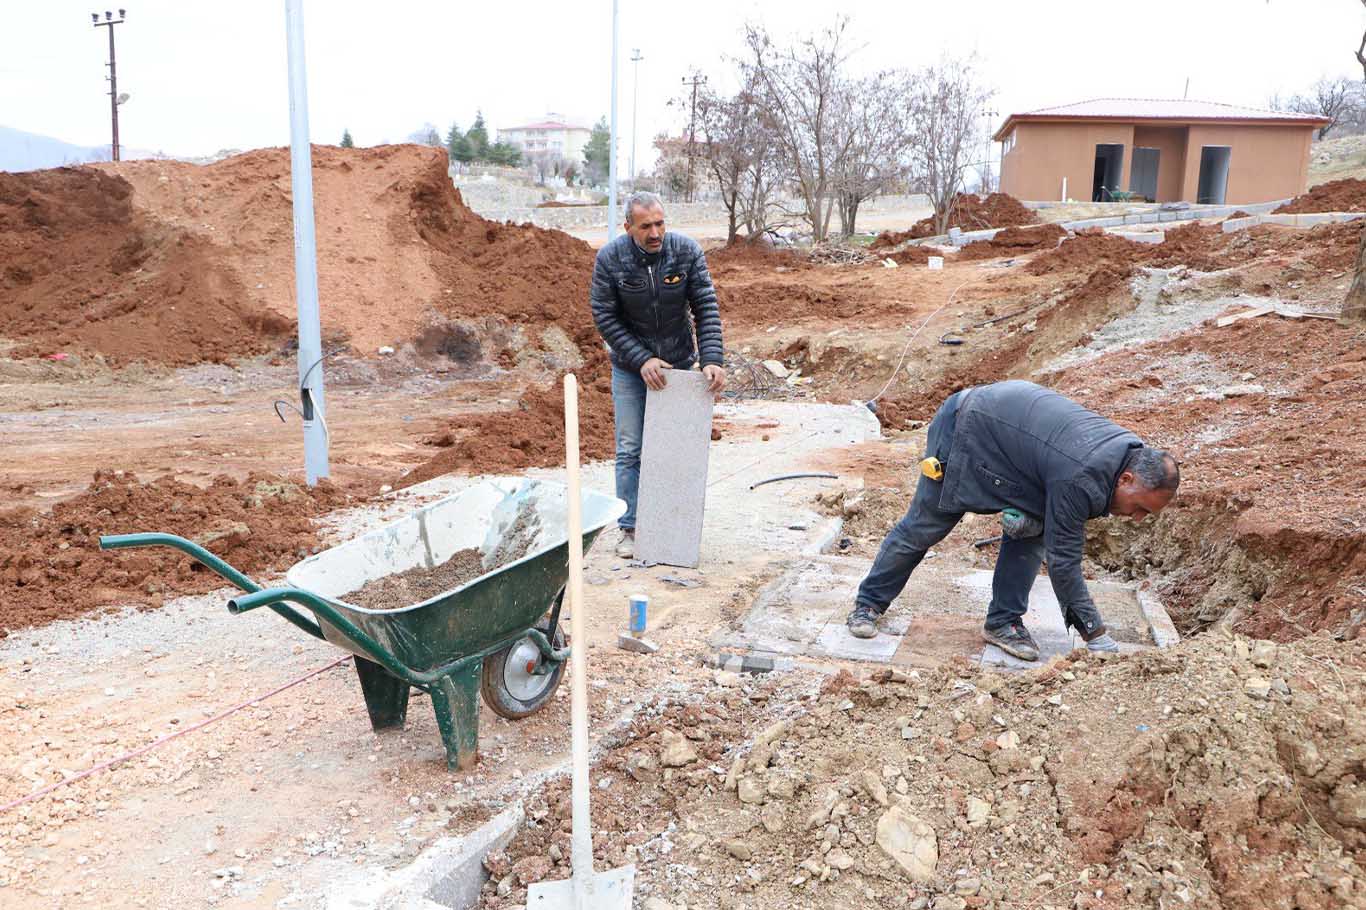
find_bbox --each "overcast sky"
[1,1,1360,167]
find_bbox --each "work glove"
[1085,632,1120,653]
[1000,508,1043,540]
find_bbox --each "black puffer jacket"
[589,232,724,371]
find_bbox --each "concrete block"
[1137,591,1180,649]
[635,370,714,568]
[1261,214,1296,226]
[1221,216,1259,234]
[1108,231,1164,244]
[327,803,524,909]
[1140,212,1160,224]
[1340,212,1366,222]
[1296,213,1332,227]
[617,633,660,654]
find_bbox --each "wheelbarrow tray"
[286,477,624,673]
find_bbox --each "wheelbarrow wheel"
[481,620,566,720]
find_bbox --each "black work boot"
[982,621,1041,661]
[846,604,883,639]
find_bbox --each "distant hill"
[0,125,164,172]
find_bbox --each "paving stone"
[635,370,714,568]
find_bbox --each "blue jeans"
[610,363,647,530]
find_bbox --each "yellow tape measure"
[919,457,943,481]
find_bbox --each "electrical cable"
[866,279,974,408]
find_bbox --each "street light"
[91,8,127,161]
[982,108,998,193]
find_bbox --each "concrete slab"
[713,550,1166,671]
[1221,216,1260,233]
[635,370,714,568]
[1296,213,1333,227]
[1140,212,1160,224]
[1262,214,1297,226]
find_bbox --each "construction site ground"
[1,147,1363,910]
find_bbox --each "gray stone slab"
[1108,231,1165,245]
[635,370,714,568]
[1341,212,1366,222]
[1297,213,1333,226]
[1138,590,1180,648]
[1262,214,1297,226]
[1140,212,1160,224]
[1221,216,1260,234]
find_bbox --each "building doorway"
[1197,146,1232,204]
[1092,144,1124,201]
[1129,147,1160,202]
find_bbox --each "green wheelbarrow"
[99,477,626,770]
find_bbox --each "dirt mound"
[1023,229,1151,275]
[100,145,598,357]
[1275,177,1366,213]
[885,245,934,265]
[957,223,1068,261]
[0,168,292,366]
[1050,316,1366,640]
[916,193,1041,241]
[0,470,350,636]
[707,236,812,273]
[480,635,1365,910]
[3,146,599,366]
[396,341,615,489]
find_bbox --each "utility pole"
[681,73,706,203]
[982,108,997,193]
[630,49,643,189]
[91,9,127,161]
[284,0,329,484]
[608,0,620,241]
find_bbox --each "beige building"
[994,99,1329,205]
[496,115,591,163]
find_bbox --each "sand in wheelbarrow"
[343,506,544,610]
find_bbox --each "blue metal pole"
[284,0,329,484]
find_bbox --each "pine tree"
[582,116,611,186]
[445,122,463,158]
[340,128,355,148]
[489,141,522,167]
[466,111,490,161]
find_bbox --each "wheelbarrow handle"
[229,587,425,686]
[99,533,325,641]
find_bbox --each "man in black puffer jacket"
[590,191,726,558]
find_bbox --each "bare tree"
[743,18,859,243]
[906,57,995,237]
[406,123,443,147]
[696,78,785,242]
[1287,77,1359,138]
[830,71,915,236]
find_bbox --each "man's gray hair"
[624,191,664,225]
[1125,446,1180,492]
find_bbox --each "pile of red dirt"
[957,223,1068,260]
[0,168,292,366]
[1,146,600,365]
[706,236,812,273]
[0,470,350,636]
[871,193,1039,247]
[885,244,934,265]
[106,145,599,352]
[396,341,616,489]
[1023,228,1151,276]
[1050,316,1366,640]
[1275,177,1366,213]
